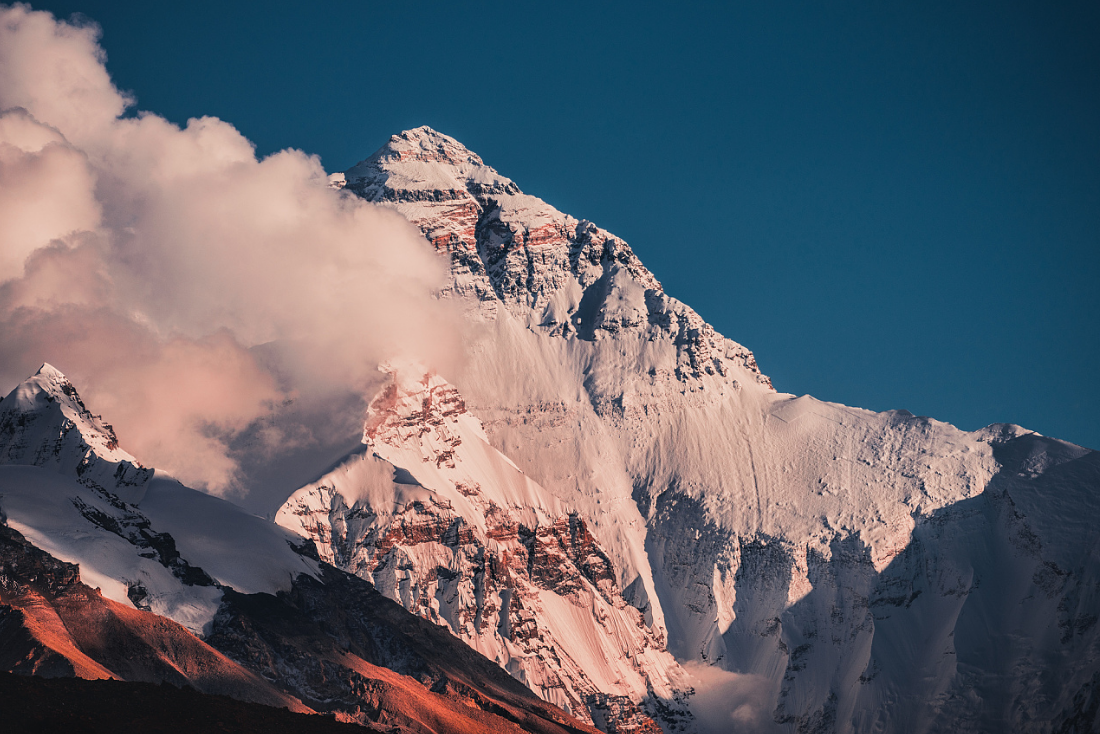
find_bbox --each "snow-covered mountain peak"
[0,365,323,635]
[3,363,131,459]
[328,128,1100,731]
[344,125,510,204]
[0,364,148,496]
[374,125,485,167]
[32,361,65,382]
[343,129,769,391]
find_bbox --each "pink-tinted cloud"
[0,5,460,493]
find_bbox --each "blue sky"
[29,1,1100,449]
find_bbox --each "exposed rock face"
[331,127,1100,733]
[345,128,766,387]
[278,367,692,732]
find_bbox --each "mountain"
[0,517,308,712]
[3,125,1097,733]
[289,126,1100,733]
[0,365,603,734]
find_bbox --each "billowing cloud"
[0,4,460,493]
[684,662,781,734]
[0,107,100,280]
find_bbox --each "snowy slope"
[331,127,1100,733]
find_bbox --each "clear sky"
[27,0,1100,450]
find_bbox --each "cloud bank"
[0,5,460,493]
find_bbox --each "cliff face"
[321,127,1100,733]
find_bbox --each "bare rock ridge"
[312,126,1100,733]
[0,368,603,734]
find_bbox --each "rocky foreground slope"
[291,127,1100,733]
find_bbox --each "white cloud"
[0,4,461,493]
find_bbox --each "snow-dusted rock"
[0,364,151,502]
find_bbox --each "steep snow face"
[277,365,693,731]
[336,128,1100,732]
[0,368,319,635]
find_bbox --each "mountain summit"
[350,126,488,170]
[0,364,151,501]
